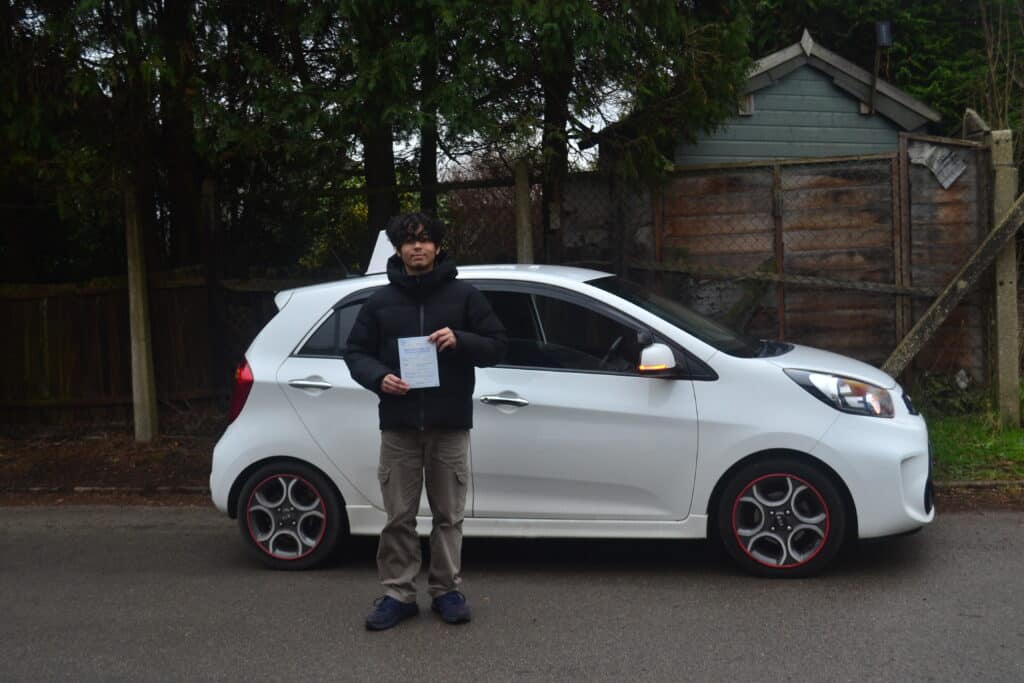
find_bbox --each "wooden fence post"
[772,164,787,340]
[514,159,534,264]
[988,129,1020,427]
[124,180,158,441]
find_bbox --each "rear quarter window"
[297,303,363,357]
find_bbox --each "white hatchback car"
[211,261,934,577]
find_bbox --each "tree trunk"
[541,68,571,264]
[118,0,159,440]
[160,0,201,267]
[200,176,228,393]
[418,10,439,215]
[361,123,399,266]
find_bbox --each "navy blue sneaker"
[431,591,471,624]
[365,596,418,631]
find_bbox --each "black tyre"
[716,456,847,578]
[236,461,344,570]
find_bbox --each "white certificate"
[397,336,440,389]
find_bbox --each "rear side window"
[297,303,362,357]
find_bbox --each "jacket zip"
[419,302,425,431]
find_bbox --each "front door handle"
[288,379,333,390]
[480,395,529,407]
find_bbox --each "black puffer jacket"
[344,253,507,430]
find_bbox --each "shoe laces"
[373,595,396,608]
[438,590,466,605]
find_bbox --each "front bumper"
[813,409,935,539]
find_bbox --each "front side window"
[588,276,763,358]
[483,289,641,373]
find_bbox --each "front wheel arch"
[706,449,858,548]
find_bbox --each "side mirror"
[638,343,677,374]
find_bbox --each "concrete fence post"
[988,129,1021,428]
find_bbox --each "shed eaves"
[746,30,941,130]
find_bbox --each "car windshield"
[589,276,763,358]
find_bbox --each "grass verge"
[928,413,1024,481]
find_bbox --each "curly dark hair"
[384,212,446,249]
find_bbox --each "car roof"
[460,263,611,282]
[274,263,613,309]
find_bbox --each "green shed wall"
[675,66,903,165]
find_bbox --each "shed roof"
[749,30,940,130]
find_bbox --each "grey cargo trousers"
[377,429,469,603]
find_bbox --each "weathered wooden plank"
[664,172,774,195]
[786,290,897,311]
[662,191,771,218]
[781,162,892,191]
[785,248,896,275]
[626,258,933,296]
[663,213,774,237]
[662,233,775,255]
[784,226,892,251]
[782,211,891,231]
[910,202,979,225]
[782,186,892,211]
[910,221,982,244]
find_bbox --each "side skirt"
[345,505,708,540]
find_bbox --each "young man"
[345,213,507,630]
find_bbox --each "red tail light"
[228,361,254,424]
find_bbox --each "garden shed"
[675,30,942,165]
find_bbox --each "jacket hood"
[386,251,458,293]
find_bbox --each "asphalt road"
[1,505,1022,682]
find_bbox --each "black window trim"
[290,286,383,359]
[468,279,717,381]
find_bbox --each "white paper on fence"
[398,336,440,389]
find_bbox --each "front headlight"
[784,369,894,418]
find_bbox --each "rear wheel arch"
[228,456,348,534]
[706,449,858,544]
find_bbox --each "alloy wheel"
[245,474,327,560]
[731,473,830,568]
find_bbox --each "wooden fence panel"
[0,279,277,423]
[907,141,989,380]
[629,140,991,380]
[778,159,897,362]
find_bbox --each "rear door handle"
[480,395,529,407]
[288,379,333,390]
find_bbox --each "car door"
[276,294,446,516]
[470,283,699,521]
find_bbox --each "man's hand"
[380,373,410,395]
[427,327,457,352]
